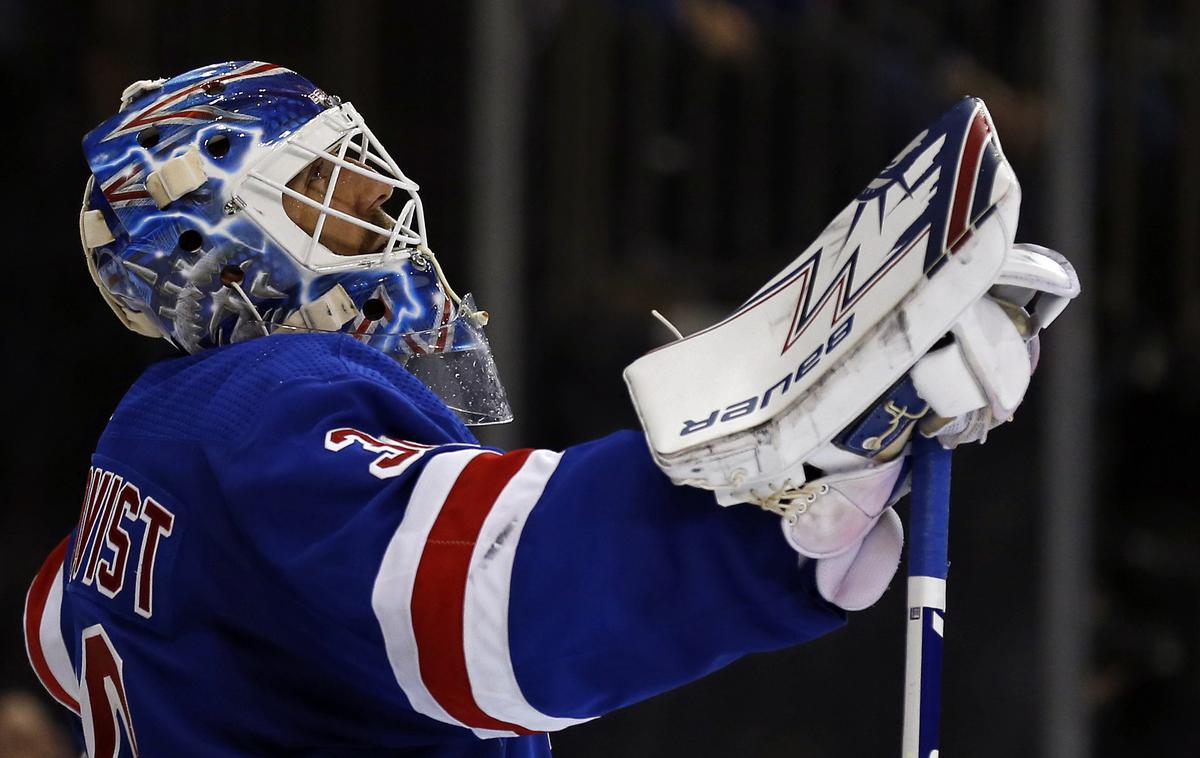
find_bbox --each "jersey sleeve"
[23,536,81,717]
[379,431,846,734]
[214,372,845,740]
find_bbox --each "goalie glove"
[625,97,1017,508]
[774,387,918,611]
[624,98,1076,608]
[811,507,904,611]
[779,449,909,611]
[910,243,1079,447]
[795,242,1077,609]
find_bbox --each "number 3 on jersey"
[80,625,139,757]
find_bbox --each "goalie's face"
[283,155,395,256]
[237,101,428,273]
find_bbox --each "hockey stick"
[902,434,952,758]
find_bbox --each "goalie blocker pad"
[624,97,1019,497]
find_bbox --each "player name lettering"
[69,466,176,618]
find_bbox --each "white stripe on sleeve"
[40,562,79,706]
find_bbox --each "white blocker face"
[239,102,427,272]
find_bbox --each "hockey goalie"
[25,61,1077,756]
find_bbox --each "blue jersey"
[24,333,845,756]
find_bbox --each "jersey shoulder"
[102,333,473,450]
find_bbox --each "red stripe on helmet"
[104,62,285,141]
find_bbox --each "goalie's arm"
[504,431,846,722]
[387,429,847,734]
[217,374,848,738]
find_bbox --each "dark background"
[2,1,1195,756]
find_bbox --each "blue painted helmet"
[80,61,510,424]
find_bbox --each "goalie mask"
[80,61,511,425]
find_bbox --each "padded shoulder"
[103,334,473,446]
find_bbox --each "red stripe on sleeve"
[410,449,538,735]
[24,536,80,714]
[947,111,992,248]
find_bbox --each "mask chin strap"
[412,244,490,327]
[280,284,359,332]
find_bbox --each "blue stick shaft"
[902,434,952,758]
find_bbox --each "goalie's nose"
[335,160,393,217]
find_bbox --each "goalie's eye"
[305,158,334,191]
[282,152,395,257]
